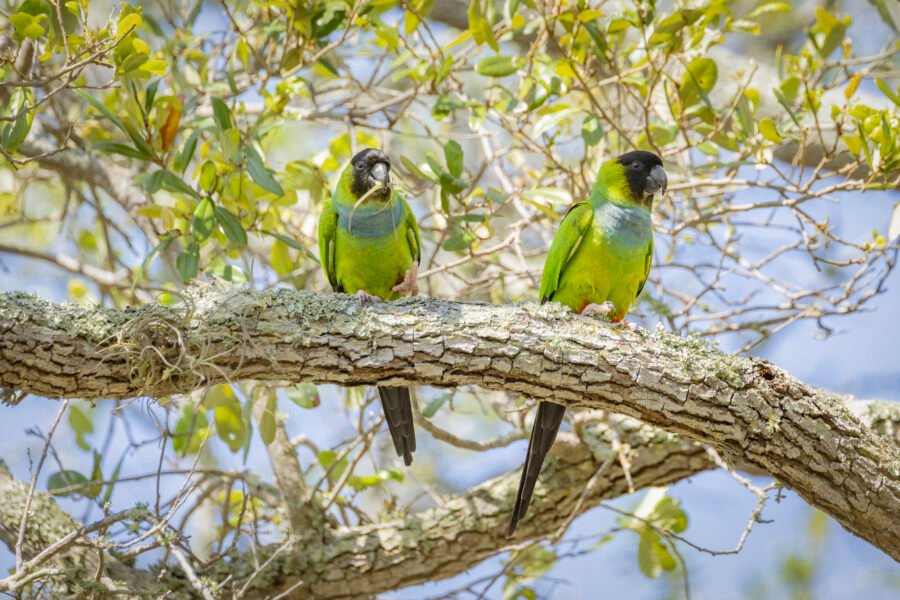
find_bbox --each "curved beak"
[645,165,668,197]
[368,161,390,189]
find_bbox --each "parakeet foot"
[581,302,614,316]
[356,290,382,303]
[617,320,638,331]
[392,261,419,297]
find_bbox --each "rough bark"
[0,285,898,564]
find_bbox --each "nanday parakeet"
[507,150,668,535]
[318,148,422,466]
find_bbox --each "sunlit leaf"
[191,198,215,241]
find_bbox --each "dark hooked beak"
[645,165,668,196]
[368,161,390,189]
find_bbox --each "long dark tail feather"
[507,401,566,536]
[377,386,416,466]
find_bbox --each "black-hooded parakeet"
[508,150,668,535]
[318,148,422,465]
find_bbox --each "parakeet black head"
[616,150,667,202]
[592,150,667,208]
[348,148,392,201]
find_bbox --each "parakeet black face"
[617,150,667,202]
[350,148,392,200]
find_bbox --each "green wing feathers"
[539,202,594,303]
[318,201,340,291]
[403,198,422,263]
[635,236,653,299]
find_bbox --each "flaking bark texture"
[0,285,898,565]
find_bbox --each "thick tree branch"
[0,286,898,562]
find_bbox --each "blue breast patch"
[334,198,405,238]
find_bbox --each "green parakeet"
[507,150,667,535]
[318,148,422,465]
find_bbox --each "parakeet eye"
[630,161,642,171]
[354,162,365,171]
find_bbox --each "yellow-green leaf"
[759,117,782,143]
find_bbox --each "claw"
[392,261,419,297]
[619,320,638,331]
[581,302,614,316]
[356,290,382,304]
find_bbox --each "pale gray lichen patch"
[651,326,749,389]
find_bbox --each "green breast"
[552,202,652,317]
[334,200,413,300]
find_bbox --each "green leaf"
[746,2,791,19]
[143,169,199,197]
[422,393,450,418]
[10,12,46,39]
[637,531,662,579]
[444,140,464,178]
[468,0,499,51]
[759,117,783,143]
[174,129,200,174]
[1,88,34,153]
[348,468,404,491]
[581,114,604,146]
[47,470,88,497]
[680,58,718,107]
[317,449,348,480]
[245,145,285,196]
[144,78,161,115]
[69,404,93,451]
[199,160,218,192]
[779,76,802,103]
[270,238,294,276]
[211,97,233,130]
[258,390,277,445]
[172,404,209,455]
[442,229,477,252]
[285,383,320,409]
[117,12,142,36]
[215,206,248,246]
[215,394,245,453]
[176,242,199,281]
[889,202,900,243]
[93,141,152,160]
[654,537,677,571]
[649,496,688,533]
[84,452,103,499]
[191,199,215,242]
[875,78,900,107]
[475,56,521,77]
[120,52,148,74]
